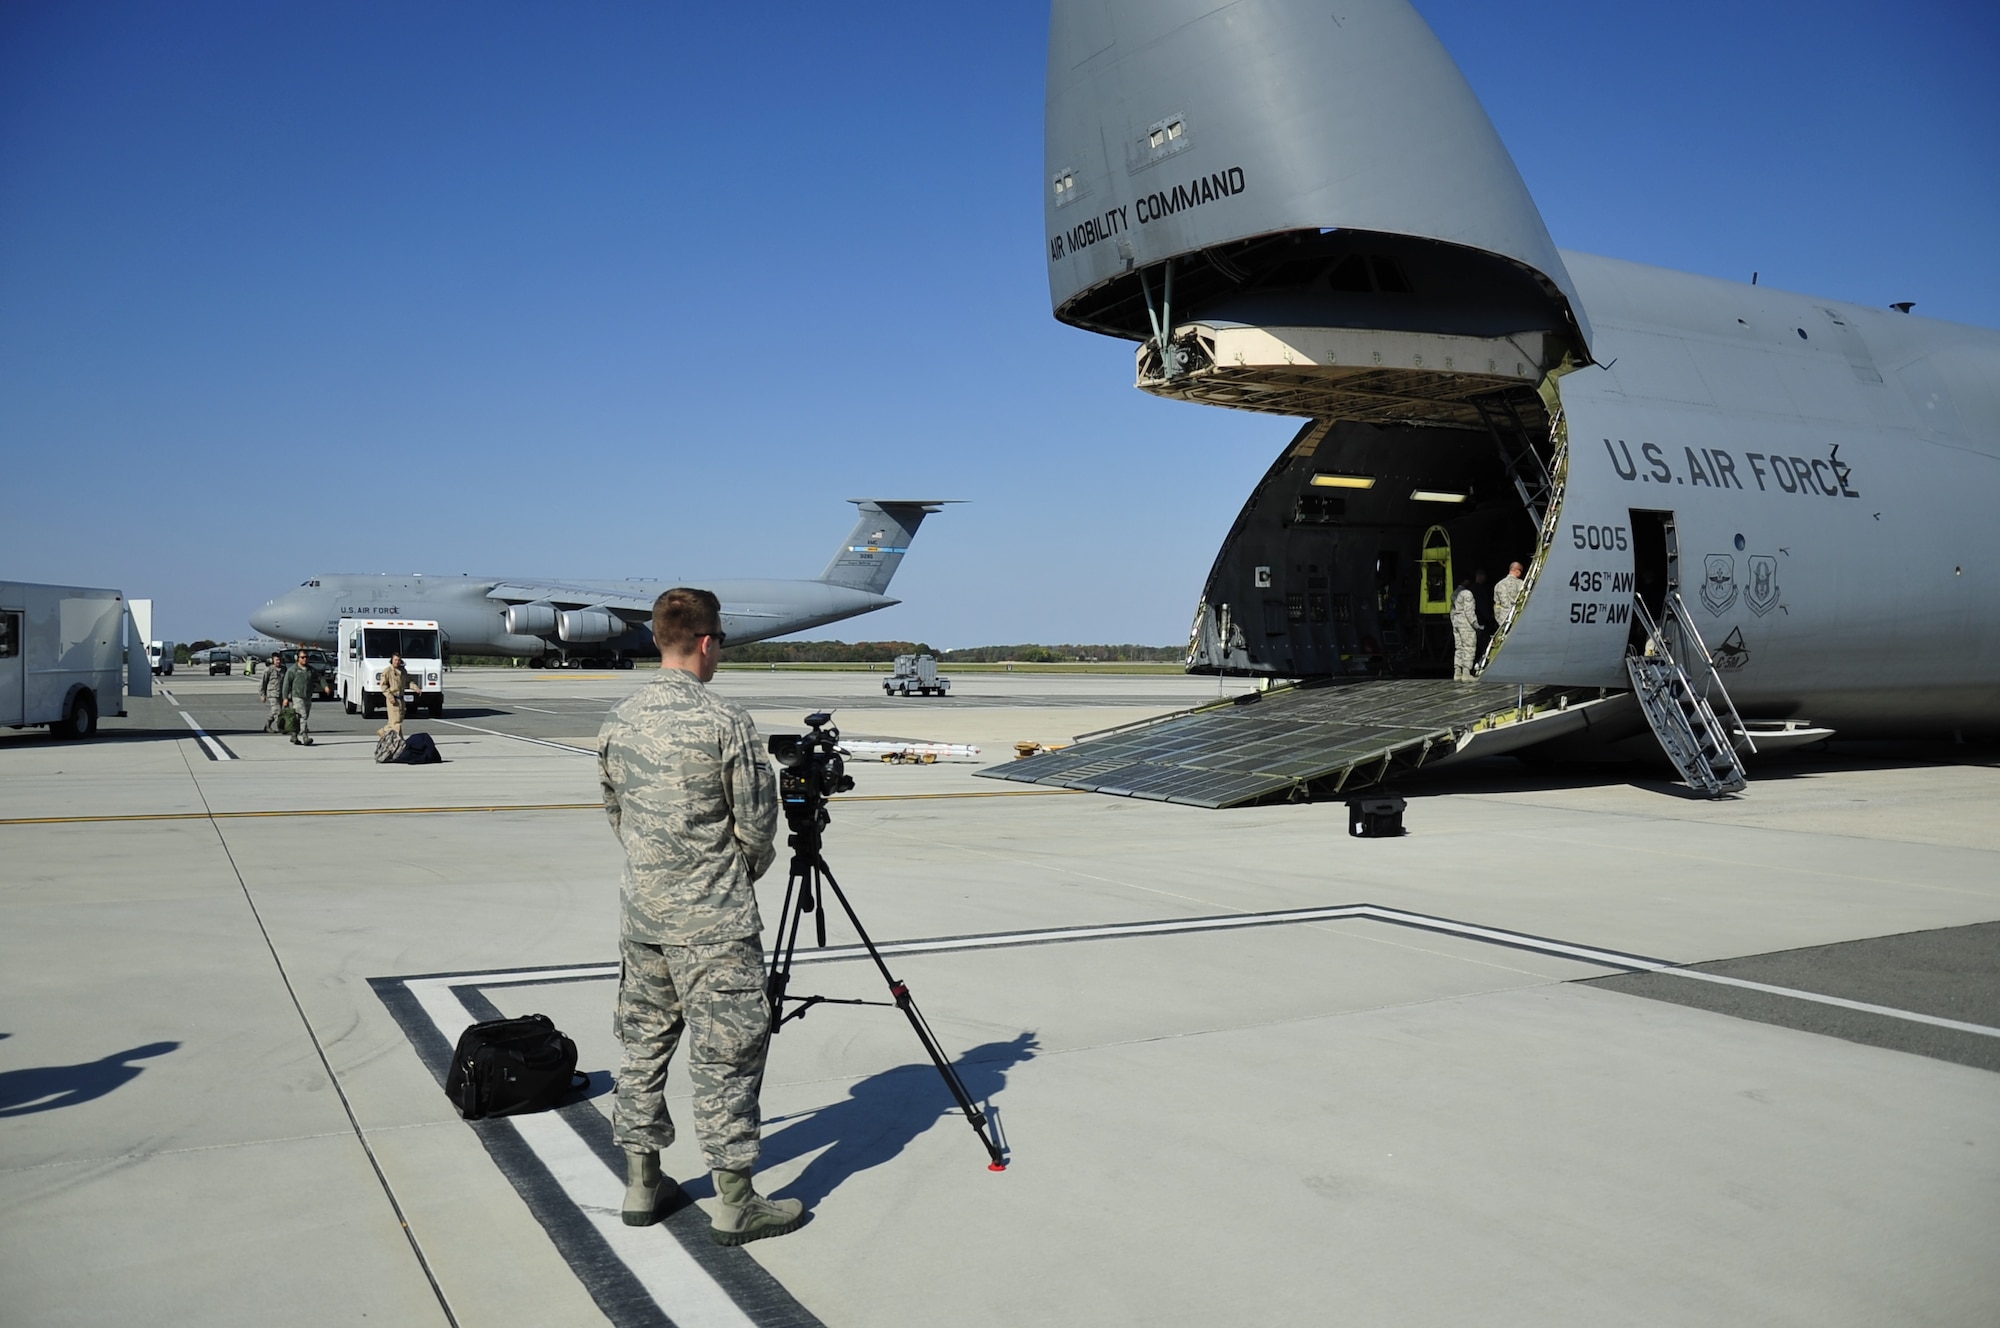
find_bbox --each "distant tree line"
[937,643,1182,663]
[718,640,1180,664]
[721,640,934,664]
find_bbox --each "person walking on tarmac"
[259,652,287,731]
[376,651,412,739]
[281,649,323,746]
[596,587,803,1246]
[1450,581,1479,681]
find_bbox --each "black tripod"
[764,807,1007,1171]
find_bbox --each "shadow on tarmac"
[745,1032,1039,1209]
[0,1039,179,1116]
[1374,738,2000,803]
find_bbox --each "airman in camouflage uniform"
[280,650,322,744]
[1450,583,1479,680]
[259,653,286,731]
[1493,561,1527,630]
[597,586,803,1246]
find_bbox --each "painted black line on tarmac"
[375,975,823,1328]
[373,980,672,1328]
[177,710,236,760]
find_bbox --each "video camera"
[767,711,855,830]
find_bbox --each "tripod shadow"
[0,1040,179,1117]
[756,1031,1038,1210]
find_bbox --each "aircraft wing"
[482,582,786,622]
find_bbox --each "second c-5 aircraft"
[249,499,953,667]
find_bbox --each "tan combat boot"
[709,1168,804,1246]
[621,1150,672,1227]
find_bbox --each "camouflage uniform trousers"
[265,695,284,732]
[613,935,770,1172]
[1451,623,1477,680]
[289,697,313,740]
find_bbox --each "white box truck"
[0,581,149,738]
[146,640,176,676]
[337,617,445,719]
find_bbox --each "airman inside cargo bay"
[1451,582,1478,681]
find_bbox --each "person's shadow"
[745,1031,1038,1210]
[0,1039,179,1116]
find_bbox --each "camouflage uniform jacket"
[1450,587,1478,633]
[281,662,323,701]
[598,667,779,946]
[1493,573,1525,627]
[259,665,285,703]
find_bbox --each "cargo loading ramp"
[977,678,1615,809]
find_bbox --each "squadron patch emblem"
[1745,555,1781,616]
[1701,554,1737,615]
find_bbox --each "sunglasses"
[704,631,728,647]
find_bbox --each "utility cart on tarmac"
[882,653,949,697]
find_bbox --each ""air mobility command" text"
[1048,166,1247,263]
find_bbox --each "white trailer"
[0,581,148,738]
[337,617,445,720]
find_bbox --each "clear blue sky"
[3,2,1993,647]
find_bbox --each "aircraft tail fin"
[819,500,958,595]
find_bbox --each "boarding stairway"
[976,677,1614,808]
[1474,394,1556,529]
[1625,592,1754,797]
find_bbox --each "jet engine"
[558,607,622,643]
[505,602,558,636]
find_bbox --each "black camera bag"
[397,731,442,763]
[444,1013,586,1119]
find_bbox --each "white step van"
[1,581,147,738]
[337,617,444,720]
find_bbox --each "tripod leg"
[814,859,1008,1170]
[766,857,812,1030]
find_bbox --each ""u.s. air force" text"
[1602,439,1860,498]
[1048,166,1247,263]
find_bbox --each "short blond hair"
[651,587,722,653]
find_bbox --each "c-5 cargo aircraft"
[985,0,1997,806]
[249,500,953,668]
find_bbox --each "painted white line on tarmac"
[1646,968,2000,1037]
[411,904,2000,1039]
[178,711,236,761]
[404,979,758,1328]
[431,718,594,755]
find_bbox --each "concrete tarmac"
[3,667,1997,1326]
